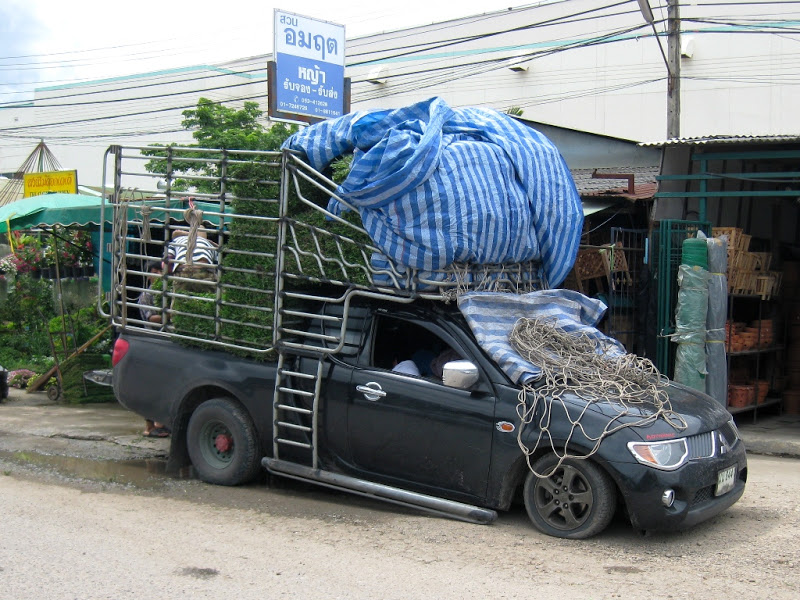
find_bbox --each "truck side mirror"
[442,360,479,389]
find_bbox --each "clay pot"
[752,380,769,404]
[726,321,747,335]
[739,332,758,351]
[728,384,755,408]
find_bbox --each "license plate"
[715,465,736,496]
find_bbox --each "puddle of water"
[0,450,459,525]
[0,449,195,488]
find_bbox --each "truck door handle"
[356,382,386,401]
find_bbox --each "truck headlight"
[627,439,688,471]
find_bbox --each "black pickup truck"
[113,298,747,539]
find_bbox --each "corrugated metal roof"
[581,181,657,201]
[639,134,800,148]
[571,166,659,200]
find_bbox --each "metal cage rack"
[100,145,544,356]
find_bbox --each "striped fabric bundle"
[457,290,624,384]
[283,97,583,287]
[167,236,219,267]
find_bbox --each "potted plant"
[11,233,44,278]
[61,246,79,278]
[0,254,17,296]
[71,229,94,277]
[41,244,57,279]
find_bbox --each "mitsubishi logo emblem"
[718,432,729,455]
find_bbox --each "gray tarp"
[706,236,728,406]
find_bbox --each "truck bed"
[113,331,278,457]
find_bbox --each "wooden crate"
[574,249,606,279]
[754,272,782,300]
[749,252,772,271]
[713,227,751,253]
[730,251,757,272]
[731,269,758,295]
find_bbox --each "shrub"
[8,369,36,388]
[58,353,114,404]
[48,306,110,359]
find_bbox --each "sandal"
[145,427,171,438]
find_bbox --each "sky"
[1,0,539,105]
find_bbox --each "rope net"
[509,316,688,478]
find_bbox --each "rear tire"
[187,397,262,486]
[523,453,616,539]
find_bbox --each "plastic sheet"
[673,264,711,391]
[283,97,584,287]
[705,236,728,406]
[458,289,624,384]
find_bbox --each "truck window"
[371,315,464,380]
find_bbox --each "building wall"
[345,0,800,141]
[657,142,800,248]
[1,0,798,186]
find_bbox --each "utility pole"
[637,0,681,139]
[666,0,681,139]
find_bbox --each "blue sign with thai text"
[274,10,346,120]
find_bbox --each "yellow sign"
[23,170,78,197]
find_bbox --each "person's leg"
[144,419,170,437]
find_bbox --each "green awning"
[0,193,228,234]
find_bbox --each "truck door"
[345,313,494,500]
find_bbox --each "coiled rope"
[180,205,204,266]
[140,205,152,242]
[509,316,687,478]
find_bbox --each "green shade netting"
[673,245,711,392]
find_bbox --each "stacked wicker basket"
[725,318,774,408]
[727,381,770,408]
[713,227,782,298]
[725,318,774,352]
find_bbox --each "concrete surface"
[1,385,799,463]
[732,411,800,458]
[0,386,169,461]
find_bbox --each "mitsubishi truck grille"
[686,420,740,459]
[687,432,714,459]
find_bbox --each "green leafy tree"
[181,99,293,151]
[143,98,297,194]
[141,99,300,353]
[139,98,367,356]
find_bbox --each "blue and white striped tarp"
[457,290,625,384]
[282,97,583,287]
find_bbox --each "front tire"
[187,397,262,486]
[523,453,616,539]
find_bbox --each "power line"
[353,21,654,102]
[348,0,636,66]
[5,3,796,108]
[3,75,266,110]
[3,0,800,141]
[0,4,649,117]
[0,90,268,133]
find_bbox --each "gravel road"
[1,450,798,599]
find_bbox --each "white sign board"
[273,10,346,120]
